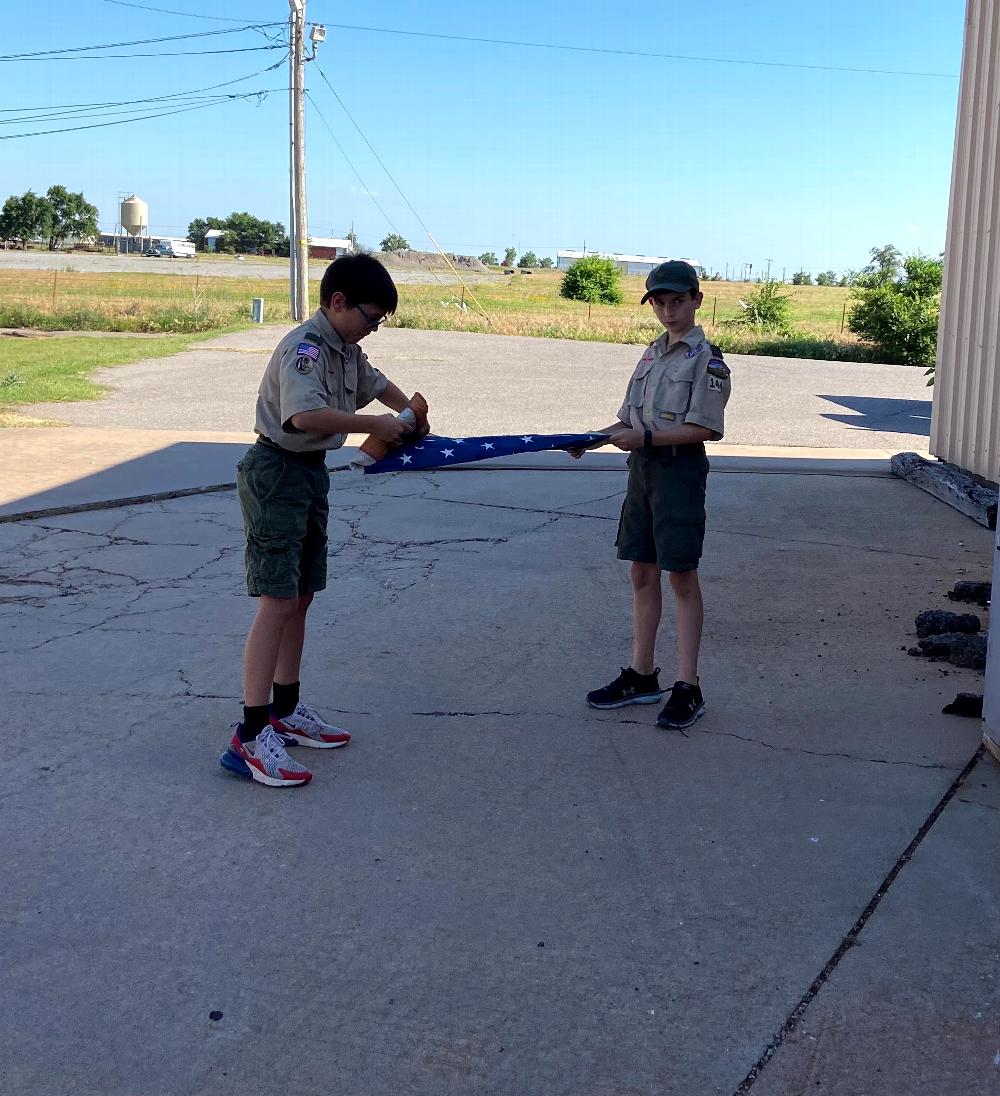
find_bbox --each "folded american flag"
[361,432,607,474]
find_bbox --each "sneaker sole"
[587,693,664,710]
[219,748,311,787]
[278,731,351,749]
[656,704,706,730]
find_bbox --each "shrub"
[847,254,942,366]
[560,256,624,306]
[728,280,793,334]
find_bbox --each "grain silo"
[117,194,149,253]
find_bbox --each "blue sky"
[2,1,965,276]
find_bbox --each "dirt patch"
[376,249,489,273]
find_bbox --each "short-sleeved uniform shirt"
[255,307,388,452]
[614,325,732,572]
[238,308,389,598]
[617,324,730,440]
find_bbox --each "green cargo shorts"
[237,441,330,598]
[615,445,709,573]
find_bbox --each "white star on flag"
[361,431,608,474]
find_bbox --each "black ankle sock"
[271,681,300,719]
[240,704,271,742]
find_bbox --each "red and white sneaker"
[220,724,313,787]
[271,701,352,749]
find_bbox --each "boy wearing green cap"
[577,260,731,729]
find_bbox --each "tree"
[518,250,539,268]
[479,251,498,265]
[839,269,859,287]
[559,256,624,306]
[502,246,517,267]
[187,216,225,250]
[345,229,358,249]
[791,270,813,285]
[44,186,98,251]
[539,257,553,268]
[862,243,903,287]
[848,253,943,366]
[223,211,285,254]
[815,270,837,286]
[0,191,52,249]
[380,232,409,252]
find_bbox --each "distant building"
[308,237,353,260]
[556,250,702,277]
[204,229,226,252]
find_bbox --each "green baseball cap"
[640,260,700,303]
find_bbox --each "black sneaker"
[656,681,705,729]
[587,666,664,709]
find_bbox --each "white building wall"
[931,0,1000,481]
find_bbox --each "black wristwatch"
[643,429,653,450]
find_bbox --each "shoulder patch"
[294,356,314,375]
[296,342,321,361]
[302,331,323,346]
[707,358,731,379]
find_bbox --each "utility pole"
[765,258,773,281]
[288,1,323,321]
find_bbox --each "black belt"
[647,441,705,457]
[255,436,328,467]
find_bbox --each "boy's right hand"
[369,414,414,444]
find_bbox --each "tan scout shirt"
[616,324,731,441]
[254,308,388,452]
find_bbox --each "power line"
[304,90,457,297]
[311,63,493,324]
[0,23,283,60]
[0,60,287,117]
[304,91,404,234]
[314,22,959,79]
[0,91,272,139]
[101,0,265,20]
[3,45,285,61]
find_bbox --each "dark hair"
[320,254,398,313]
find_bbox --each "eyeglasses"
[355,303,385,330]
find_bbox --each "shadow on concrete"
[0,441,248,521]
[818,394,932,436]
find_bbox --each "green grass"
[0,265,883,360]
[0,334,205,407]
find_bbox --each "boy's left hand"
[607,428,644,452]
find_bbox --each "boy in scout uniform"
[579,260,731,729]
[220,254,425,787]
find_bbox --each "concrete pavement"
[0,330,996,1095]
[0,465,996,1094]
[17,326,934,450]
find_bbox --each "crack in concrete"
[702,728,954,770]
[732,747,987,1094]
